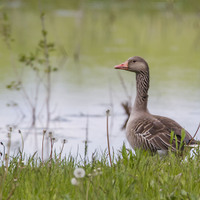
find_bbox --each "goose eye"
[132,60,136,63]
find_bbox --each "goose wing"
[133,116,186,151]
[153,115,194,144]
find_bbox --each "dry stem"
[188,122,200,145]
[41,130,46,162]
[106,110,112,167]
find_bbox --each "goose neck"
[132,71,149,112]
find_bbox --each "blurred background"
[0,0,200,158]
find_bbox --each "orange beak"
[114,60,128,70]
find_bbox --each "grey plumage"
[115,56,197,153]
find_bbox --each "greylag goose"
[115,56,197,153]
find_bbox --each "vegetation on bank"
[0,144,200,200]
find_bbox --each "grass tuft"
[0,144,200,199]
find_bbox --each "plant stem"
[106,110,112,167]
[42,130,46,163]
[188,122,200,145]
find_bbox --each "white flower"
[74,168,85,178]
[71,178,79,185]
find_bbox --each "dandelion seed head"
[74,168,85,178]
[63,139,67,144]
[48,132,53,138]
[71,178,79,185]
[52,138,58,143]
[106,110,110,115]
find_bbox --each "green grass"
[1,145,200,200]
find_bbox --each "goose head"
[114,56,149,73]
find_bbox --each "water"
[0,0,200,159]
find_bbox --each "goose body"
[115,56,197,152]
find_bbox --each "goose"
[114,56,198,153]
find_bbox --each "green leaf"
[179,130,186,150]
[52,67,58,72]
[175,135,178,150]
[170,131,174,145]
[42,30,47,37]
[19,54,26,62]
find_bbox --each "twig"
[106,110,112,167]
[40,12,51,129]
[32,70,43,126]
[188,122,200,145]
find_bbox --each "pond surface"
[0,0,200,159]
